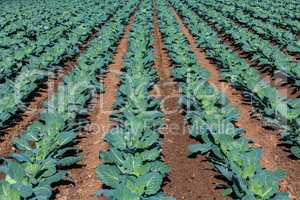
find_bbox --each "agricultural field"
[0,0,299,199]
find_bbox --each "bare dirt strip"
[0,20,112,158]
[172,7,300,200]
[0,53,75,157]
[221,6,296,55]
[152,2,229,199]
[181,3,300,99]
[55,14,136,200]
[211,7,299,60]
[217,32,300,99]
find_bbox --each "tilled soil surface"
[217,32,300,99]
[0,53,80,157]
[193,10,300,99]
[55,15,135,200]
[172,7,300,200]
[153,2,229,199]
[1,2,299,200]
[0,22,109,157]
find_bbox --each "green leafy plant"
[157,0,289,199]
[96,1,174,199]
[0,1,139,198]
[0,0,126,129]
[170,0,300,159]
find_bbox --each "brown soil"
[200,1,300,60]
[0,23,108,157]
[283,47,299,62]
[217,33,300,99]
[152,2,228,199]
[182,3,300,99]
[55,15,135,200]
[0,60,75,157]
[172,8,300,200]
[219,9,299,60]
